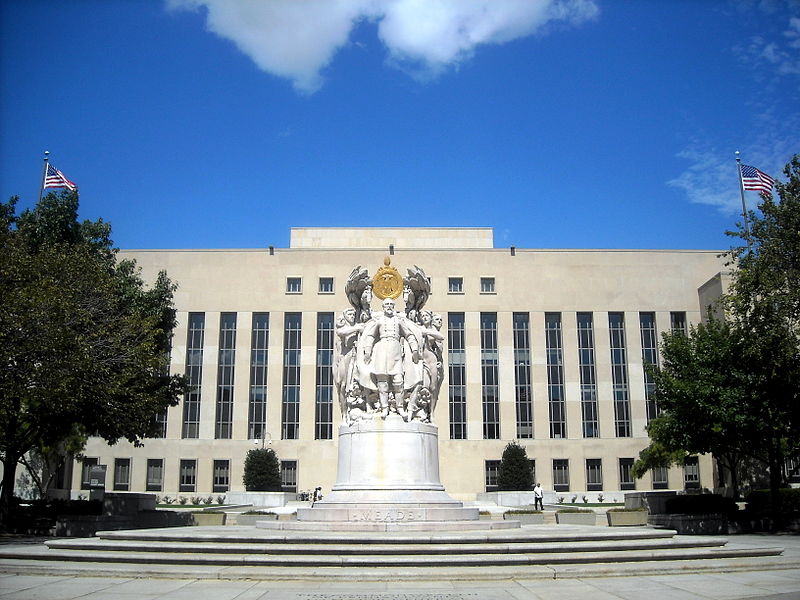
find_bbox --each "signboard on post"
[89,464,107,489]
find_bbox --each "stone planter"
[235,513,278,526]
[191,512,226,526]
[555,511,596,525]
[606,510,648,527]
[648,513,726,534]
[504,512,544,525]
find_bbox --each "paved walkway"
[1,532,800,599]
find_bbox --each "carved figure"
[333,262,440,425]
[360,298,420,417]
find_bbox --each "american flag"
[43,163,77,191]
[740,164,775,193]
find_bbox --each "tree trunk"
[0,453,19,532]
[768,441,784,532]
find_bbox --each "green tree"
[243,448,282,491]
[0,191,188,529]
[497,441,533,491]
[633,318,752,497]
[635,155,800,518]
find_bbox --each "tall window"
[586,458,603,491]
[576,312,599,438]
[545,313,566,438]
[553,459,569,492]
[281,460,298,493]
[182,312,205,439]
[146,459,164,492]
[609,312,632,437]
[670,311,687,335]
[513,313,533,439]
[448,313,467,439]
[315,312,334,440]
[215,312,236,439]
[640,312,659,424]
[480,312,499,439]
[179,459,197,493]
[213,459,230,493]
[485,460,501,492]
[619,458,635,490]
[282,313,302,440]
[248,313,269,441]
[113,458,130,491]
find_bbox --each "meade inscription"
[350,509,425,522]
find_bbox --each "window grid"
[248,313,269,441]
[315,312,334,440]
[670,311,687,335]
[619,458,635,490]
[480,313,500,439]
[213,459,230,493]
[480,277,495,293]
[319,277,334,293]
[179,459,197,493]
[113,458,130,491]
[512,313,533,439]
[545,313,567,439]
[684,456,700,489]
[281,313,302,440]
[586,458,603,491]
[286,277,302,293]
[281,460,298,493]
[609,312,632,437]
[448,313,467,440]
[215,312,237,439]
[448,277,463,294]
[182,313,205,439]
[639,312,659,424]
[553,459,570,492]
[146,459,163,492]
[576,312,599,438]
[652,466,669,490]
[485,460,501,492]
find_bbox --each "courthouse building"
[72,227,728,500]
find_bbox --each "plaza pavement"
[1,531,799,599]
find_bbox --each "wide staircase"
[0,522,786,581]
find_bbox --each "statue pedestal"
[295,415,479,525]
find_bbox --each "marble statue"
[335,259,440,425]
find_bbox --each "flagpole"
[735,151,752,250]
[38,150,50,203]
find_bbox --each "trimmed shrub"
[664,494,738,515]
[243,447,282,491]
[497,441,533,491]
[556,508,594,514]
[746,488,800,514]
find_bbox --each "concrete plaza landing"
[1,532,799,600]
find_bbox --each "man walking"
[533,482,544,510]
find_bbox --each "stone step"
[3,545,782,569]
[45,536,728,556]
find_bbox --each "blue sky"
[1,0,798,250]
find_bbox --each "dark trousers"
[534,497,543,510]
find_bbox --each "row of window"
[80,457,299,494]
[172,310,688,444]
[484,457,700,493]
[81,455,699,495]
[283,276,497,295]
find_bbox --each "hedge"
[746,488,800,514]
[663,494,738,515]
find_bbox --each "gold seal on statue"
[372,256,403,300]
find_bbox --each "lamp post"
[254,429,272,449]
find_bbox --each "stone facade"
[68,228,725,501]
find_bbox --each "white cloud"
[167,0,598,92]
